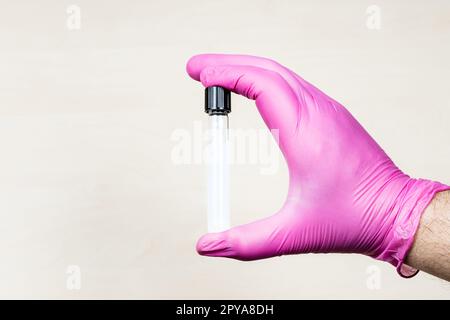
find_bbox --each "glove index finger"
[198,64,300,137]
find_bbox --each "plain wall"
[0,0,449,298]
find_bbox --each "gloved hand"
[186,54,449,277]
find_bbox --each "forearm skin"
[406,191,450,281]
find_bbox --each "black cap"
[205,86,231,115]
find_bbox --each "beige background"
[0,0,449,299]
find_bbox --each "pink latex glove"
[186,54,449,277]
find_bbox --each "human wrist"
[374,179,450,277]
[405,190,450,281]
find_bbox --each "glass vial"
[204,86,231,233]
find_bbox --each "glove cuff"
[375,179,450,278]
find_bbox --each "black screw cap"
[205,86,231,115]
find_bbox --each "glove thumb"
[196,213,291,260]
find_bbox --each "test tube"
[205,86,231,233]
